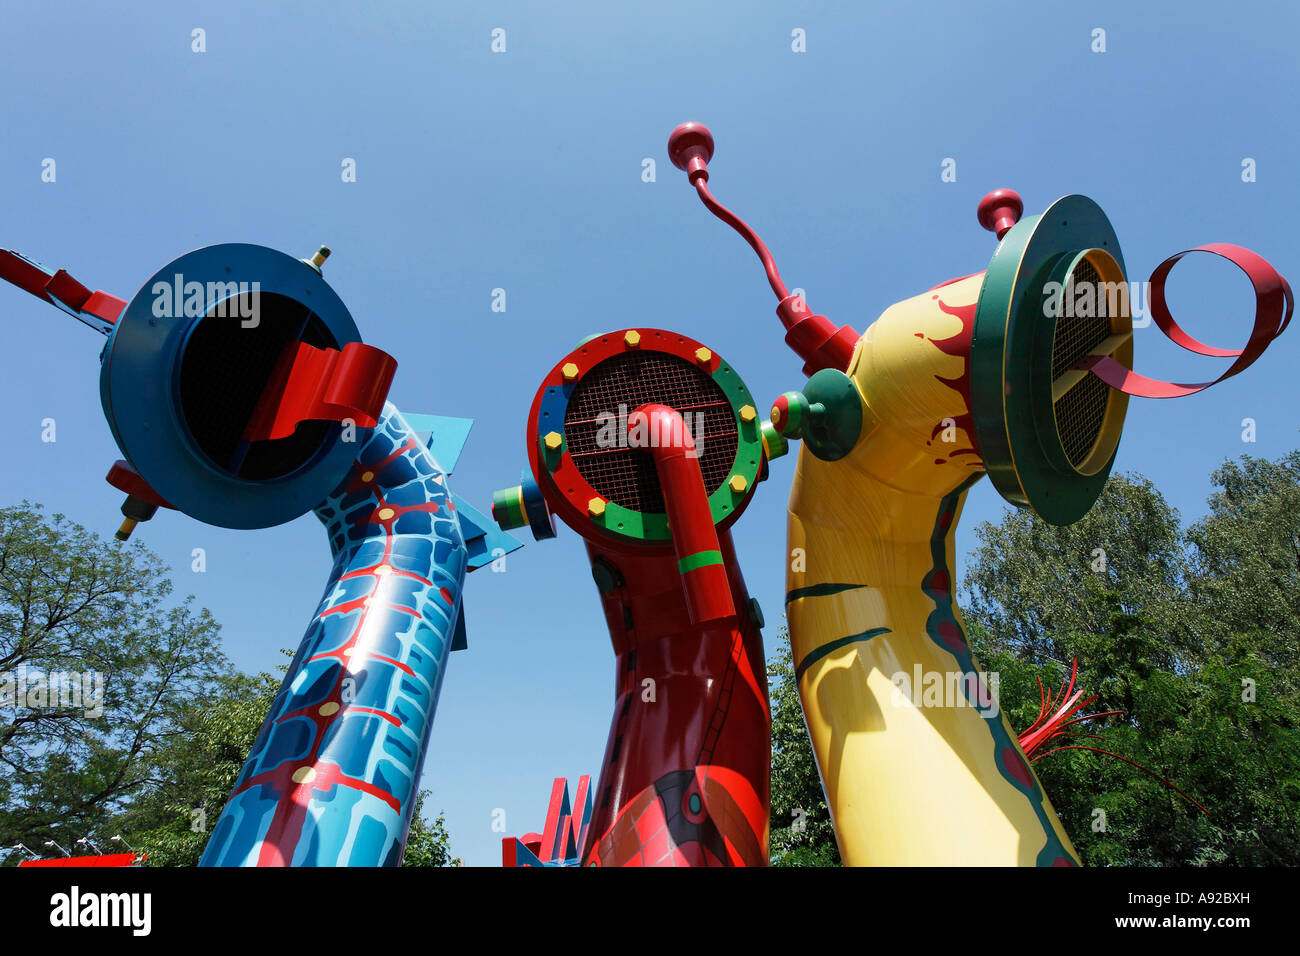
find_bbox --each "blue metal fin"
[403,414,474,474]
[450,601,468,652]
[454,494,524,571]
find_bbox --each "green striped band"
[677,550,723,575]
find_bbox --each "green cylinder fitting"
[491,485,528,530]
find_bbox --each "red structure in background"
[494,329,778,866]
[503,776,593,867]
[20,853,143,867]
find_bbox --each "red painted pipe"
[625,404,735,625]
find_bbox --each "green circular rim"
[971,195,1126,526]
[541,351,765,545]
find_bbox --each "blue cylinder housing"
[100,243,369,529]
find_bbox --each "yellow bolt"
[770,404,783,426]
[561,362,580,382]
[588,497,607,517]
[377,507,395,520]
[624,330,641,348]
[544,431,564,452]
[292,766,317,784]
[695,347,712,366]
[730,475,748,494]
[360,470,375,483]
[318,702,340,717]
[739,404,757,423]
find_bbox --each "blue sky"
[1,1,1295,866]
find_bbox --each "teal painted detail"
[795,627,890,683]
[921,475,1077,867]
[785,582,867,605]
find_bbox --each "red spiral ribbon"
[1075,243,1293,399]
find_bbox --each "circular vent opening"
[1048,251,1131,475]
[179,291,338,481]
[562,351,737,514]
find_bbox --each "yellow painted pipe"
[784,273,1081,866]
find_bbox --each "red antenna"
[668,122,860,376]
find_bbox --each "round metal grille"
[1051,258,1114,469]
[179,292,337,481]
[562,352,738,514]
[1051,259,1112,380]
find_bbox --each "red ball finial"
[668,122,715,184]
[977,188,1024,240]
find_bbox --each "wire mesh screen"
[562,351,738,514]
[1050,259,1112,380]
[1051,258,1115,469]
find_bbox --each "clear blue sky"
[1,1,1295,866]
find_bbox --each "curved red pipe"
[625,404,735,624]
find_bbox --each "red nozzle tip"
[668,122,715,182]
[977,188,1024,240]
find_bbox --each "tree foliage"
[0,501,461,868]
[120,653,460,867]
[0,503,227,864]
[767,633,840,866]
[118,666,284,866]
[966,457,1300,865]
[401,790,461,867]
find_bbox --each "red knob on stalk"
[977,189,1024,240]
[668,122,715,184]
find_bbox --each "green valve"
[491,485,528,530]
[772,390,810,436]
[773,369,863,462]
[761,420,789,460]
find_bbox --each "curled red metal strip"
[1076,243,1293,399]
[243,340,397,442]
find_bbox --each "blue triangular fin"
[454,494,524,571]
[450,601,468,652]
[402,414,474,474]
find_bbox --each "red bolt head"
[977,188,1024,240]
[668,122,715,179]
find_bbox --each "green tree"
[964,462,1300,865]
[402,790,461,867]
[767,631,840,866]
[0,503,228,865]
[119,651,461,867]
[118,666,284,866]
